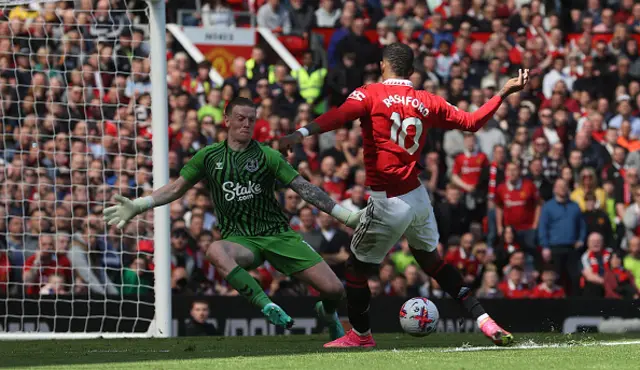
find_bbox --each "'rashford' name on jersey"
[180,140,299,238]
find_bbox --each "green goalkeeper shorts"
[225,230,324,276]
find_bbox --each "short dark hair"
[191,299,209,309]
[224,97,255,116]
[382,43,414,78]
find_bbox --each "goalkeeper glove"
[103,194,155,229]
[331,205,366,229]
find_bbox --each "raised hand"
[499,69,530,98]
[103,194,147,229]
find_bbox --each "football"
[399,297,439,337]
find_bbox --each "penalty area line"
[440,339,640,353]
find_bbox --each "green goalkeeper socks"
[226,266,272,309]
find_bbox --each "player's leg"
[259,230,344,337]
[291,260,345,340]
[206,239,293,328]
[404,187,513,346]
[325,195,412,348]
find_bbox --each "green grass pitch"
[2,333,640,369]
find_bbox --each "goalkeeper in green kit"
[104,97,363,340]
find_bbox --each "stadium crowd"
[1,0,640,302]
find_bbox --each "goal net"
[0,0,171,338]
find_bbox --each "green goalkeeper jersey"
[180,140,298,238]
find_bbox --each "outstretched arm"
[147,177,193,207]
[278,91,367,153]
[435,69,530,132]
[289,175,362,228]
[104,177,193,229]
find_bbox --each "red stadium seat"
[278,35,309,60]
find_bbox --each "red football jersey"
[453,151,489,188]
[530,284,566,299]
[0,252,9,294]
[494,179,540,231]
[23,254,72,295]
[498,280,530,299]
[314,79,503,196]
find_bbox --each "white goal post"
[0,0,171,339]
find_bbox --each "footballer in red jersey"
[279,43,530,348]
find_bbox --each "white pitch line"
[441,339,640,353]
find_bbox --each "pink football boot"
[323,329,377,348]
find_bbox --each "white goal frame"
[0,0,172,339]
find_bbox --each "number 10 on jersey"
[390,112,423,155]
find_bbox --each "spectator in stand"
[121,257,153,295]
[390,238,418,275]
[171,228,195,278]
[327,11,353,68]
[269,62,290,97]
[69,222,118,295]
[341,185,366,213]
[335,17,377,71]
[475,117,507,160]
[602,145,627,186]
[246,46,271,84]
[451,133,488,221]
[424,12,453,49]
[389,274,408,297]
[444,232,474,277]
[224,57,248,93]
[571,167,607,212]
[503,249,537,286]
[623,184,640,247]
[22,234,72,296]
[581,232,611,297]
[609,95,640,137]
[604,252,639,299]
[200,0,235,27]
[326,52,362,108]
[539,178,586,292]
[315,0,341,28]
[527,158,553,201]
[498,266,530,299]
[379,261,395,294]
[476,270,503,298]
[257,0,291,35]
[297,207,322,250]
[368,277,383,298]
[624,237,640,289]
[316,212,350,279]
[0,247,9,294]
[434,184,471,245]
[495,162,541,253]
[185,300,220,336]
[481,58,509,92]
[530,268,566,299]
[585,183,616,241]
[274,76,305,121]
[292,50,327,115]
[289,0,315,39]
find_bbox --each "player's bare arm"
[288,175,363,228]
[103,176,193,229]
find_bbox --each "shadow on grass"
[0,333,634,368]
